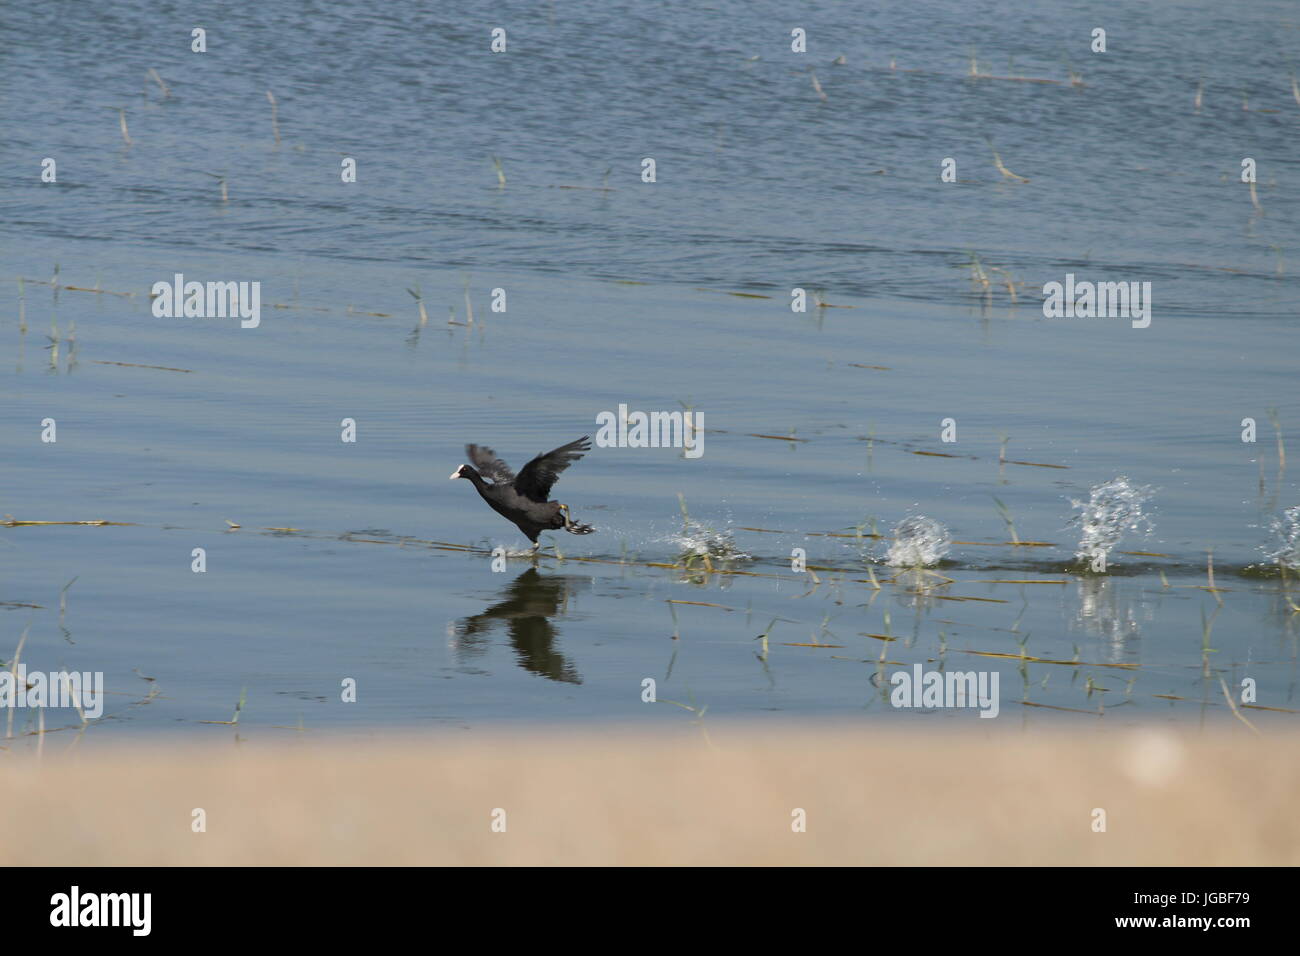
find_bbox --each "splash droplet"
[1070,477,1153,567]
[885,515,951,567]
[1264,506,1300,571]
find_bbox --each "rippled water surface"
[3,0,1298,738]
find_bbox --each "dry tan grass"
[1,727,1295,866]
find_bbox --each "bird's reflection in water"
[450,569,587,684]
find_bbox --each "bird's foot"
[558,504,595,535]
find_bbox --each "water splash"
[1264,506,1300,570]
[669,523,749,563]
[660,511,749,565]
[884,515,950,567]
[1070,477,1153,568]
[668,496,749,565]
[502,547,542,558]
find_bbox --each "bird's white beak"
[449,468,462,480]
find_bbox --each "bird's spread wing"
[514,436,591,501]
[465,444,515,485]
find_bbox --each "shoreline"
[2,728,1294,865]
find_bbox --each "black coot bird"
[450,436,595,553]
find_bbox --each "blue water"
[2,0,1298,740]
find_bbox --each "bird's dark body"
[450,436,595,546]
[473,479,565,543]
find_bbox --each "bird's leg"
[529,540,541,563]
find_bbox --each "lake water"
[3,0,1298,741]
